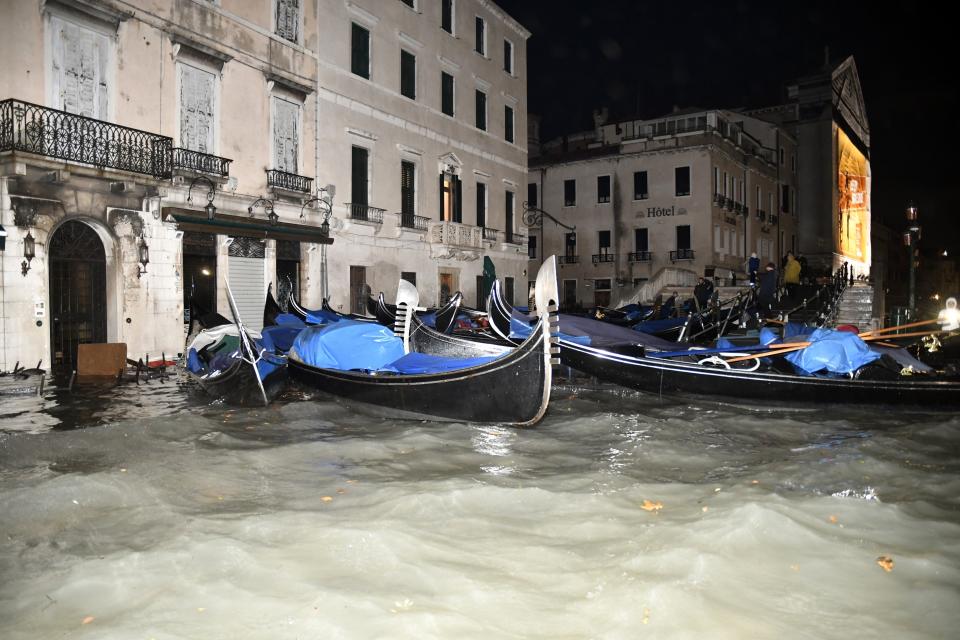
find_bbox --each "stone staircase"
[832,282,876,329]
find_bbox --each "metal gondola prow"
[225,281,269,407]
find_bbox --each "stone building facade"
[0,0,529,371]
[527,109,798,309]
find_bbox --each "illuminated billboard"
[836,127,870,263]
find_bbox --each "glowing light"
[943,250,949,257]
[201,268,211,276]
[939,297,959,331]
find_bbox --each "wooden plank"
[77,343,127,377]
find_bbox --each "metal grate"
[228,236,265,259]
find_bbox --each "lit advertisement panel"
[836,127,870,262]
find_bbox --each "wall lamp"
[300,183,336,236]
[137,234,150,279]
[21,230,35,276]
[187,175,217,220]
[249,197,279,226]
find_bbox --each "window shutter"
[276,0,299,42]
[273,98,299,173]
[351,147,368,205]
[351,23,369,78]
[453,175,463,223]
[438,173,445,219]
[401,161,415,217]
[180,64,216,153]
[505,190,514,234]
[476,183,486,228]
[55,19,109,119]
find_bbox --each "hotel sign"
[639,206,688,218]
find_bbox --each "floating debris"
[876,556,894,572]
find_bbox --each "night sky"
[496,0,958,255]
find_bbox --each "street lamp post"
[905,202,920,319]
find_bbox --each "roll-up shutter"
[228,237,265,331]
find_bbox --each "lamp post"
[905,202,920,319]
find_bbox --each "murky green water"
[2,374,959,638]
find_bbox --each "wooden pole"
[860,318,938,338]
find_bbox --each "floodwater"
[1,373,959,639]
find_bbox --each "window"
[792,152,797,174]
[179,63,216,153]
[597,175,611,203]
[565,232,576,256]
[441,0,454,34]
[563,179,576,206]
[528,235,537,259]
[400,49,416,99]
[351,146,369,206]
[475,89,486,130]
[781,185,790,213]
[476,182,486,227]
[503,39,514,74]
[676,225,691,250]
[505,190,515,239]
[504,105,514,143]
[440,172,462,222]
[275,0,299,43]
[598,230,611,252]
[401,160,416,222]
[441,71,454,116]
[475,16,485,55]
[635,228,648,252]
[400,0,415,7]
[633,171,648,200]
[272,96,299,173]
[675,166,690,196]
[401,271,416,286]
[51,15,111,119]
[779,147,785,165]
[713,166,719,195]
[527,182,537,208]
[351,23,370,79]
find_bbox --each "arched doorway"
[48,220,107,367]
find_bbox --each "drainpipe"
[0,177,7,371]
[315,0,327,304]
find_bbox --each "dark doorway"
[350,265,367,315]
[276,240,301,311]
[182,231,217,323]
[48,220,107,367]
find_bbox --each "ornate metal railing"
[669,249,695,261]
[400,212,429,230]
[172,147,232,177]
[482,227,499,242]
[0,98,172,178]
[345,203,385,224]
[592,253,615,264]
[628,251,652,262]
[266,168,313,193]
[558,254,579,264]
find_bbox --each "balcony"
[1,98,172,178]
[756,210,767,222]
[400,212,429,231]
[628,251,652,263]
[592,253,615,264]
[429,220,483,248]
[769,214,779,226]
[558,254,579,265]
[669,249,695,262]
[482,227,499,242]
[266,168,312,194]
[171,147,232,177]
[345,202,385,224]
[506,231,527,246]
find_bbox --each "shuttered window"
[475,90,486,130]
[503,39,513,74]
[51,16,110,119]
[504,105,514,143]
[401,160,416,217]
[179,63,216,153]
[400,50,416,99]
[273,97,299,173]
[275,0,299,43]
[475,16,485,55]
[476,182,486,228]
[441,0,453,33]
[505,190,514,236]
[441,71,454,116]
[351,146,369,205]
[351,23,370,79]
[675,166,691,196]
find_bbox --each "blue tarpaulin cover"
[261,325,303,354]
[380,352,499,374]
[785,328,880,375]
[509,315,591,345]
[274,313,306,326]
[305,309,343,325]
[292,321,404,370]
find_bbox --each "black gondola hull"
[187,358,288,406]
[560,340,960,407]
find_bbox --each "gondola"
[488,274,960,407]
[184,286,289,406]
[287,288,377,324]
[373,291,461,334]
[287,257,560,425]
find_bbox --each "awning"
[161,207,334,244]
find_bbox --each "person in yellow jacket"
[783,251,801,302]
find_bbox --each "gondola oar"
[859,319,939,338]
[225,281,269,407]
[724,330,950,365]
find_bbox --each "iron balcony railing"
[171,147,232,177]
[482,227,499,242]
[670,249,695,262]
[628,251,652,262]
[345,203,385,224]
[592,253,615,264]
[400,212,429,230]
[0,98,172,178]
[266,168,313,193]
[558,254,579,264]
